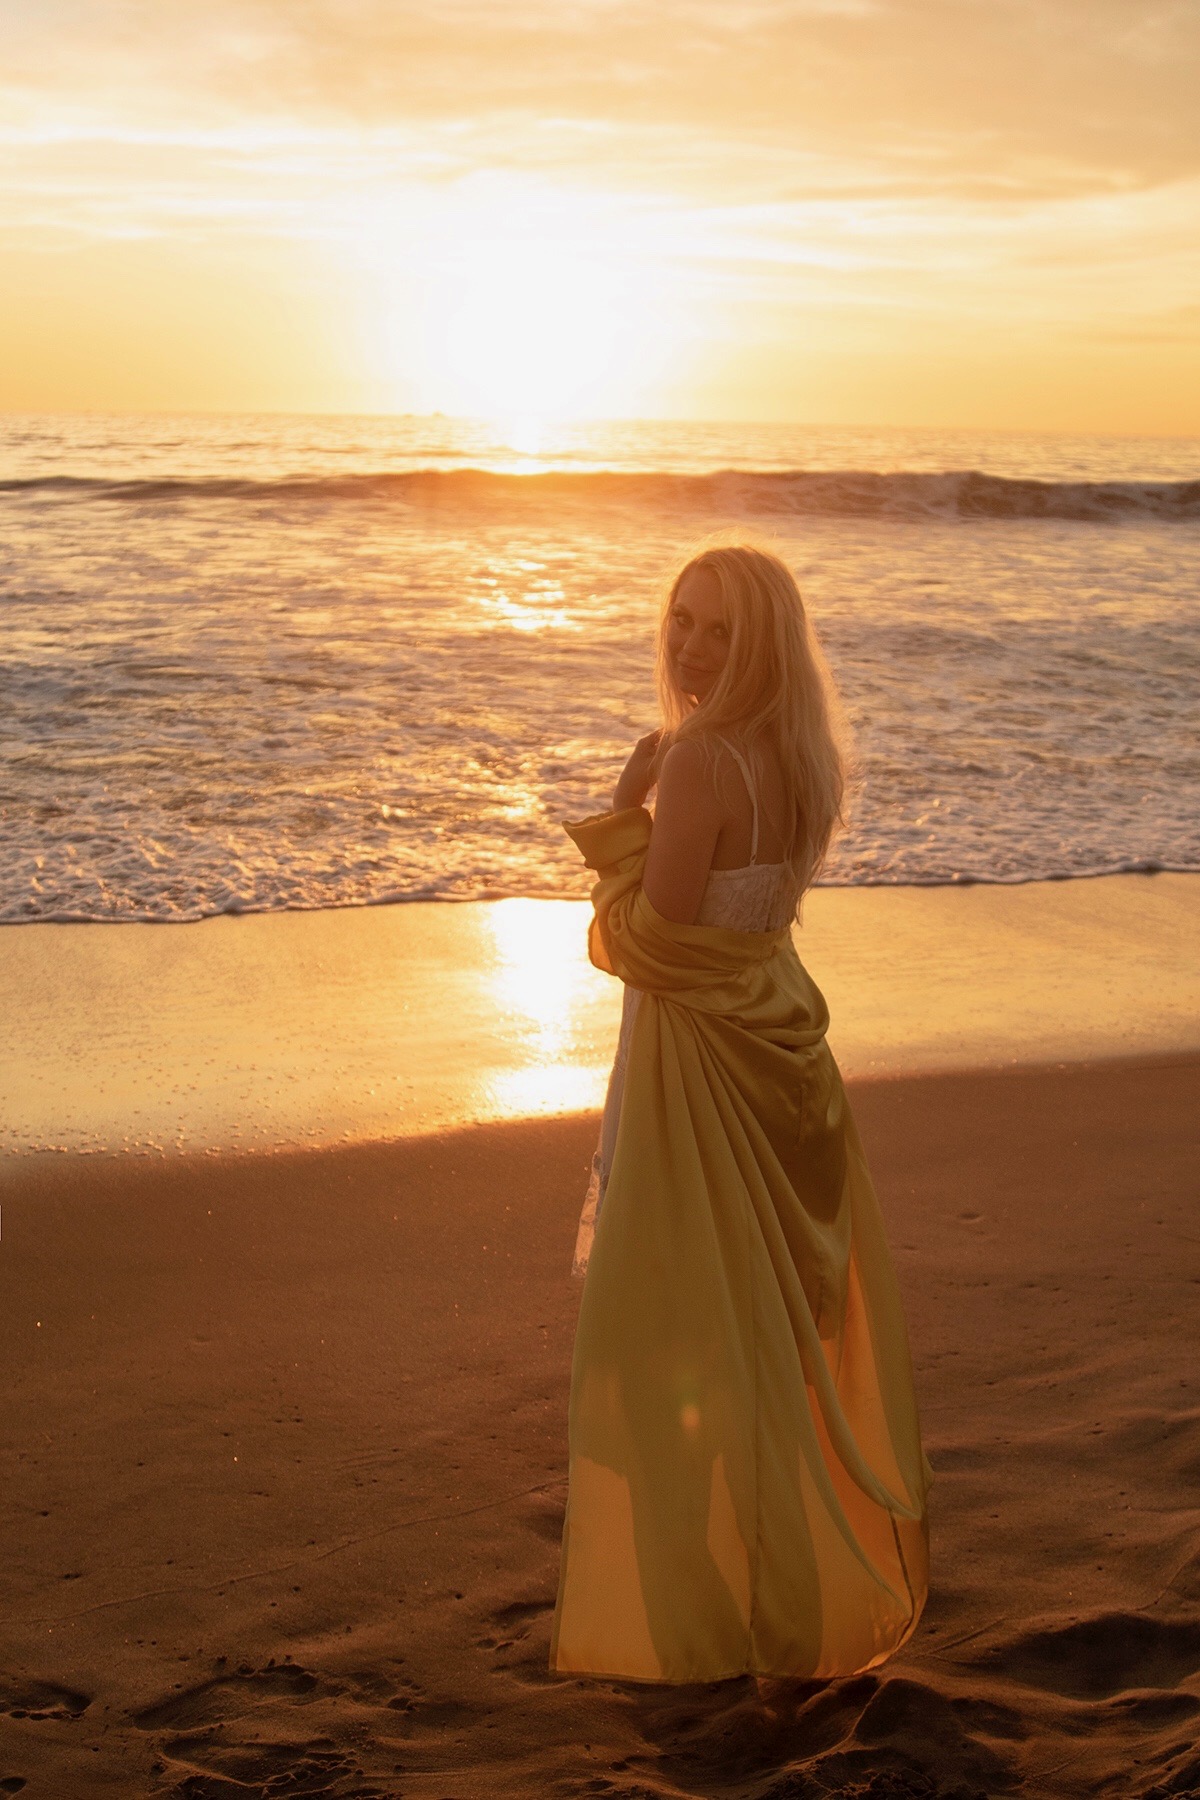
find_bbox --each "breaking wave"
[5,466,1200,522]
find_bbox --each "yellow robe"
[550,806,932,1683]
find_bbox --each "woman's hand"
[612,729,664,811]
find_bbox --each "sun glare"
[369,178,687,421]
[443,241,622,419]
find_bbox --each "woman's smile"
[667,566,731,699]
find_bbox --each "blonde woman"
[550,542,932,1684]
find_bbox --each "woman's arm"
[641,740,725,926]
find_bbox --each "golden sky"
[3,0,1198,430]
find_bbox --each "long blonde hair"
[655,538,850,899]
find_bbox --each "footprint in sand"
[154,1738,371,1800]
[576,1784,662,1800]
[0,1679,92,1800]
[0,1676,91,1722]
[475,1596,552,1651]
[138,1654,491,1796]
[473,1596,557,1686]
[132,1659,320,1732]
[134,1662,402,1800]
[339,1667,406,1708]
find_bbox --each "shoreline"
[3,870,1199,1161]
[6,857,1199,930]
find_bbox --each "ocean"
[2,412,1197,924]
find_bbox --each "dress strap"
[719,739,759,865]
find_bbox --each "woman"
[550,541,932,1685]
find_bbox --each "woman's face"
[666,567,730,703]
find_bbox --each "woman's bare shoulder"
[658,736,706,778]
[655,737,726,820]
[661,731,742,780]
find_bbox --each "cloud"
[4,0,1199,203]
[2,0,1197,426]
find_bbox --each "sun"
[440,239,629,420]
[369,176,688,421]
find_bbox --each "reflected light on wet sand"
[483,897,610,1118]
[4,877,1197,1158]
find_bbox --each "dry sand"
[3,1056,1200,1799]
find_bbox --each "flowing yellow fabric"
[550,806,933,1684]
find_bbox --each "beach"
[6,0,1200,1769]
[3,879,1200,1799]
[6,0,1200,1785]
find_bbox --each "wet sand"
[3,1057,1199,1799]
[4,872,1199,1156]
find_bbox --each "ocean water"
[2,412,1198,923]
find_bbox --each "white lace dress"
[572,745,800,1277]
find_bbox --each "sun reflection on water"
[498,414,549,461]
[477,565,578,633]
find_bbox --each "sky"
[2,0,1199,430]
